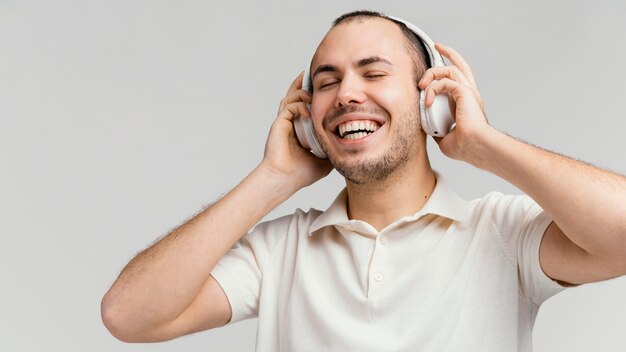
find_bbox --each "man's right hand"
[260,71,333,190]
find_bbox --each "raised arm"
[419,43,626,286]
[100,72,332,342]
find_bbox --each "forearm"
[101,164,298,332]
[468,127,626,256]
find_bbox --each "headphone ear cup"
[293,111,327,159]
[420,89,439,137]
[296,66,327,159]
[419,89,431,135]
[293,115,311,149]
[419,86,455,137]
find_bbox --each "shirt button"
[374,273,384,282]
[380,236,387,245]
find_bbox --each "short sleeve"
[209,214,292,325]
[487,193,568,306]
[516,201,568,305]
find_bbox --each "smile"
[335,120,382,140]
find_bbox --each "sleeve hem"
[529,211,568,304]
[210,262,247,324]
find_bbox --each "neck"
[345,155,436,232]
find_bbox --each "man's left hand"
[417,43,491,162]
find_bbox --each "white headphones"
[295,15,455,159]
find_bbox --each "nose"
[335,72,366,108]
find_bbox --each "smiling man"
[307,14,436,232]
[102,10,626,352]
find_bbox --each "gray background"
[1,0,625,351]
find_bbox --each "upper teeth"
[338,120,380,138]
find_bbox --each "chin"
[332,150,408,185]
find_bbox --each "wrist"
[254,162,302,200]
[461,126,508,172]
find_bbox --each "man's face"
[309,18,424,184]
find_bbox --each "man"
[101,10,626,351]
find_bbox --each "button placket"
[374,272,384,282]
[370,233,387,288]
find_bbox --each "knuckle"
[439,66,452,80]
[289,101,304,111]
[461,86,474,95]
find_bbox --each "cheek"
[380,82,417,106]
[309,96,331,127]
[376,86,419,118]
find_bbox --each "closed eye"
[365,72,386,79]
[319,81,339,89]
[318,72,386,89]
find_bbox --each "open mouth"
[335,120,382,141]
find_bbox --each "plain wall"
[1,0,624,351]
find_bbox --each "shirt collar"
[308,171,468,236]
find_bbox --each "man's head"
[308,11,431,185]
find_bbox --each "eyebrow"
[311,56,393,80]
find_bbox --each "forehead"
[311,18,410,70]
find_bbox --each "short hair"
[332,10,430,87]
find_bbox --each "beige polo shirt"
[210,175,567,351]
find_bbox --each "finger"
[279,89,312,111]
[424,78,473,107]
[425,78,479,109]
[435,43,478,89]
[424,76,484,111]
[276,101,310,123]
[435,43,484,110]
[418,66,472,90]
[285,71,305,97]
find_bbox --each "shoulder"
[253,207,323,232]
[466,191,540,223]
[246,207,324,244]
